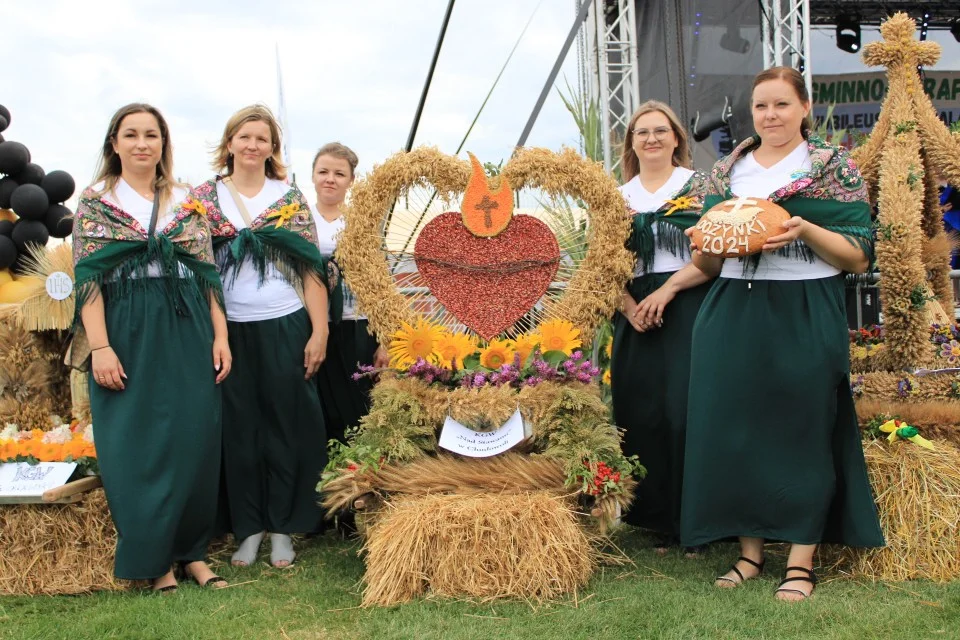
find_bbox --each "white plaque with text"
[438,409,526,458]
[0,462,77,497]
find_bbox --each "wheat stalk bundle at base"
[0,489,122,595]
[837,439,960,582]
[360,491,603,606]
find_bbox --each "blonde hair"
[312,142,359,178]
[92,103,179,210]
[620,100,692,182]
[211,104,287,181]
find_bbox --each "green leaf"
[541,350,567,367]
[461,353,481,370]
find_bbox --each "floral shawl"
[702,134,874,269]
[70,186,222,368]
[627,170,708,273]
[189,178,328,297]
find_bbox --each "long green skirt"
[90,279,220,580]
[680,276,885,548]
[315,319,379,444]
[611,272,711,534]
[221,308,327,540]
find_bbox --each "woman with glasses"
[611,101,713,556]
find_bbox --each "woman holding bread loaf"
[611,100,712,555]
[681,67,884,601]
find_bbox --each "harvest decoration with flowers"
[326,317,643,504]
[0,420,97,475]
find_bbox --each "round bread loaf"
[690,196,791,257]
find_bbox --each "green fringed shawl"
[703,135,874,271]
[625,170,708,273]
[190,178,329,307]
[70,188,223,368]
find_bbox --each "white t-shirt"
[216,178,304,322]
[98,179,189,278]
[619,167,694,275]
[720,141,841,281]
[311,204,362,321]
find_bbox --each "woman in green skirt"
[194,105,330,569]
[611,101,713,555]
[309,143,388,447]
[682,67,884,601]
[74,103,231,591]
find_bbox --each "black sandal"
[715,555,765,587]
[775,566,817,600]
[177,562,228,589]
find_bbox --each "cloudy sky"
[2,1,958,208]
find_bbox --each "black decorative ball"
[41,170,76,203]
[0,220,13,236]
[0,105,9,126]
[0,177,17,209]
[44,203,73,238]
[0,235,16,269]
[0,115,8,133]
[10,183,49,220]
[11,218,49,252]
[13,162,44,186]
[0,141,30,176]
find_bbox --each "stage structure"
[581,0,960,174]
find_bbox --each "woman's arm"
[302,273,329,379]
[634,262,713,327]
[762,217,870,273]
[209,293,232,383]
[80,288,126,391]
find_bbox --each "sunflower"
[509,333,539,364]
[388,319,443,369]
[435,331,478,368]
[604,336,613,359]
[479,339,516,370]
[535,319,582,355]
[602,369,611,386]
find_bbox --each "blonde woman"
[191,105,330,568]
[611,101,712,556]
[73,103,229,591]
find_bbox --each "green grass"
[2,530,958,640]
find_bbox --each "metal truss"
[579,0,640,175]
[760,0,813,97]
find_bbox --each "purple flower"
[571,350,583,360]
[351,372,363,381]
[897,378,913,398]
[473,373,486,388]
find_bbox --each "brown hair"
[312,142,359,179]
[211,104,287,181]
[752,66,812,138]
[620,100,691,182]
[92,103,179,209]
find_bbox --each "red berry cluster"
[581,460,622,495]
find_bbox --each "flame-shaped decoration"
[461,152,513,237]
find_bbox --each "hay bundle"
[360,491,595,606]
[0,489,122,595]
[323,453,569,513]
[841,439,960,582]
[856,397,960,447]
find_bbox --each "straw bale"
[856,397,960,447]
[360,491,596,606]
[840,439,960,582]
[0,488,122,595]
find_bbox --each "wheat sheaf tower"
[852,12,960,368]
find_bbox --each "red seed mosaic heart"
[414,212,560,340]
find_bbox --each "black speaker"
[845,284,881,329]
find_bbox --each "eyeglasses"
[633,127,672,141]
